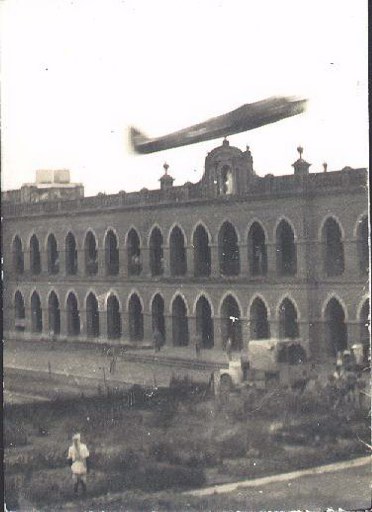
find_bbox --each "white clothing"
[68,442,89,475]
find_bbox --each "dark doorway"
[193,225,211,277]
[276,220,297,275]
[279,298,299,339]
[105,230,119,276]
[13,236,24,275]
[149,228,164,276]
[322,218,344,276]
[357,217,369,275]
[250,298,269,339]
[48,291,60,335]
[151,294,166,342]
[66,233,78,275]
[107,295,121,339]
[67,292,80,336]
[219,222,240,276]
[47,234,59,274]
[30,235,41,275]
[195,296,214,348]
[248,223,267,276]
[85,232,98,275]
[172,296,189,346]
[324,298,347,356]
[220,295,242,350]
[31,291,42,333]
[14,291,25,331]
[127,229,142,276]
[128,294,143,341]
[170,226,187,276]
[86,293,100,338]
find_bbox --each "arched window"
[128,294,143,341]
[193,225,211,277]
[107,295,121,339]
[322,218,344,276]
[65,233,78,275]
[218,222,240,276]
[324,298,347,356]
[195,296,214,348]
[47,234,59,274]
[151,294,165,343]
[276,220,297,276]
[14,291,25,331]
[360,299,370,363]
[48,291,60,335]
[149,228,164,276]
[30,235,41,275]
[357,217,369,275]
[169,226,187,276]
[220,295,242,351]
[12,236,24,275]
[86,293,100,338]
[279,298,299,339]
[250,298,269,339]
[105,230,119,276]
[84,232,98,276]
[67,292,80,336]
[31,291,42,333]
[172,295,189,346]
[248,223,267,276]
[127,229,142,276]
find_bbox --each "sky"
[1,0,368,196]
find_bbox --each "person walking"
[67,433,90,496]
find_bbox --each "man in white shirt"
[67,433,90,496]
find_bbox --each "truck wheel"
[220,374,233,393]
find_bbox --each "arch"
[278,298,299,339]
[46,233,59,274]
[218,221,240,276]
[193,224,211,277]
[65,232,78,275]
[220,294,242,351]
[48,290,60,335]
[323,297,348,356]
[30,234,41,275]
[149,226,164,276]
[248,221,267,276]
[276,219,297,276]
[128,293,143,341]
[104,229,119,276]
[30,290,43,333]
[107,294,122,339]
[250,297,270,339]
[14,290,25,331]
[169,225,187,276]
[127,228,142,276]
[171,295,189,346]
[151,293,166,344]
[356,216,369,275]
[321,217,345,276]
[66,291,80,336]
[84,230,98,275]
[195,295,214,348]
[12,235,24,275]
[359,298,370,362]
[86,292,100,338]
[318,214,345,241]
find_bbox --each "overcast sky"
[1,0,368,196]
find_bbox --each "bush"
[4,419,28,448]
[131,463,206,491]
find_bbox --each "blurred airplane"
[130,96,307,154]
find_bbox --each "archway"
[13,236,24,274]
[195,296,214,348]
[30,235,41,275]
[14,291,25,331]
[86,293,100,338]
[248,223,267,276]
[276,220,296,275]
[31,291,42,333]
[65,233,78,275]
[151,294,165,342]
[67,292,80,336]
[250,298,269,339]
[149,228,164,276]
[128,294,143,341]
[84,232,98,275]
[47,234,59,274]
[170,226,187,276]
[48,292,60,335]
[193,225,211,277]
[105,230,119,276]
[219,222,240,276]
[220,295,242,350]
[324,298,347,356]
[322,218,344,276]
[107,295,121,339]
[279,298,299,339]
[172,296,189,346]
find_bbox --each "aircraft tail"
[129,126,149,153]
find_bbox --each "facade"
[3,140,370,362]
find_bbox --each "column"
[119,246,128,279]
[59,248,66,277]
[59,308,68,341]
[140,247,150,277]
[266,242,277,278]
[346,320,359,348]
[344,239,359,281]
[269,318,280,339]
[214,316,224,350]
[210,244,220,277]
[163,314,173,346]
[239,244,249,276]
[162,246,171,277]
[40,248,49,276]
[143,311,153,343]
[296,238,307,279]
[188,314,197,348]
[120,310,129,344]
[186,246,195,277]
[241,317,250,348]
[99,309,108,343]
[98,248,106,277]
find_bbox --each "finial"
[163,162,169,175]
[323,162,328,173]
[297,146,303,159]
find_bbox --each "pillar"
[239,243,249,276]
[266,242,277,278]
[119,246,128,279]
[344,239,359,280]
[162,246,171,276]
[186,246,195,277]
[296,238,307,279]
[241,317,250,348]
[214,316,224,350]
[40,248,49,276]
[59,248,66,277]
[59,308,68,340]
[98,248,106,277]
[99,309,108,343]
[143,311,153,343]
[142,247,151,277]
[188,314,197,348]
[210,244,220,277]
[120,310,129,343]
[163,314,172,346]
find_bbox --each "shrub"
[131,462,205,491]
[4,419,28,448]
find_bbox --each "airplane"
[129,95,307,154]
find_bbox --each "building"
[2,140,370,363]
